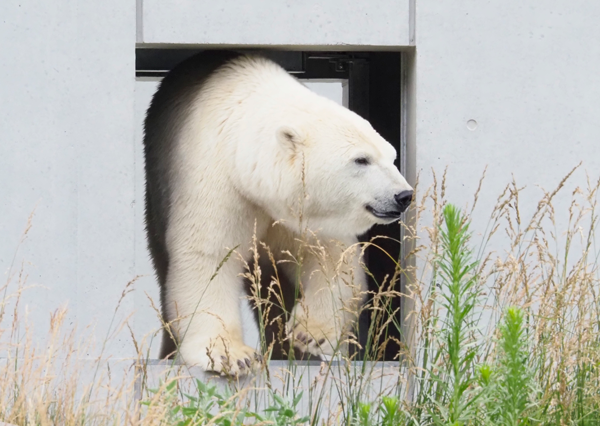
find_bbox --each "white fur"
[164,55,412,374]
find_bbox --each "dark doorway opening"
[136,49,404,361]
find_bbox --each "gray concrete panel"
[0,1,137,358]
[140,0,411,48]
[414,0,600,245]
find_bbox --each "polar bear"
[143,51,413,375]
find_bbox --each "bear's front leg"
[165,252,259,375]
[286,238,367,357]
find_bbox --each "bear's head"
[272,106,414,239]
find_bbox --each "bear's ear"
[276,126,305,150]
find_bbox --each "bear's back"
[143,51,243,289]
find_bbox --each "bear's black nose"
[394,190,414,214]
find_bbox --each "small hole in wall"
[467,119,478,131]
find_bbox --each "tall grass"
[2,169,600,425]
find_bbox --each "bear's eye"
[354,157,370,166]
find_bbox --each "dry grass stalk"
[2,168,600,424]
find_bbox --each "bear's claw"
[186,341,260,377]
[287,319,339,357]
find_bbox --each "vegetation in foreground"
[1,167,600,425]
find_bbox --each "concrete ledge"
[135,360,404,420]
[139,0,411,47]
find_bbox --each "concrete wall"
[0,1,136,358]
[414,1,600,239]
[2,0,599,360]
[138,0,412,48]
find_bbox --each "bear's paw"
[183,339,261,377]
[287,318,341,357]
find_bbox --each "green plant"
[380,396,405,426]
[256,392,309,426]
[483,306,537,426]
[354,402,373,426]
[353,396,404,426]
[413,203,485,426]
[143,379,250,426]
[142,379,310,426]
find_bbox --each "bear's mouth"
[366,205,402,220]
